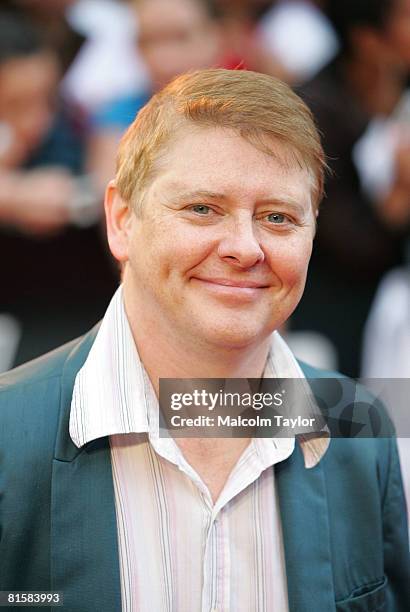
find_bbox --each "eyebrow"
[254,197,308,216]
[171,190,228,204]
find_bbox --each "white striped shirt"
[70,287,329,612]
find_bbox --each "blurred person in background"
[210,0,292,79]
[62,0,150,116]
[361,258,410,526]
[0,11,83,234]
[88,0,224,195]
[257,0,339,84]
[0,11,117,368]
[291,0,410,377]
[2,0,84,76]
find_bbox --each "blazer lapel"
[276,361,336,612]
[50,326,122,612]
[275,444,336,612]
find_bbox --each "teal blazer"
[0,326,409,611]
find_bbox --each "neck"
[122,288,271,395]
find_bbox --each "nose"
[217,217,265,269]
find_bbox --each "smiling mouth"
[191,277,271,300]
[193,277,270,289]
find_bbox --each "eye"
[190,204,212,215]
[266,213,287,224]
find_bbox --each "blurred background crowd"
[0,0,409,386]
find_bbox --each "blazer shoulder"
[0,323,101,437]
[299,360,396,461]
[298,359,391,411]
[0,338,78,393]
[0,323,100,394]
[0,323,100,464]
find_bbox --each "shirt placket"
[202,505,230,612]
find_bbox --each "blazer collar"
[55,323,101,462]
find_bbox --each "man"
[0,69,409,611]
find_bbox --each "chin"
[196,319,271,351]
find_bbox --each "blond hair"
[115,68,326,209]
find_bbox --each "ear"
[104,180,134,263]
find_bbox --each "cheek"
[130,219,216,280]
[160,219,217,260]
[266,237,313,288]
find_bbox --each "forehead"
[149,126,313,207]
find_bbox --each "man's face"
[119,126,316,351]
[136,0,220,90]
[0,52,59,166]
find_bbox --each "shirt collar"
[69,286,329,467]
